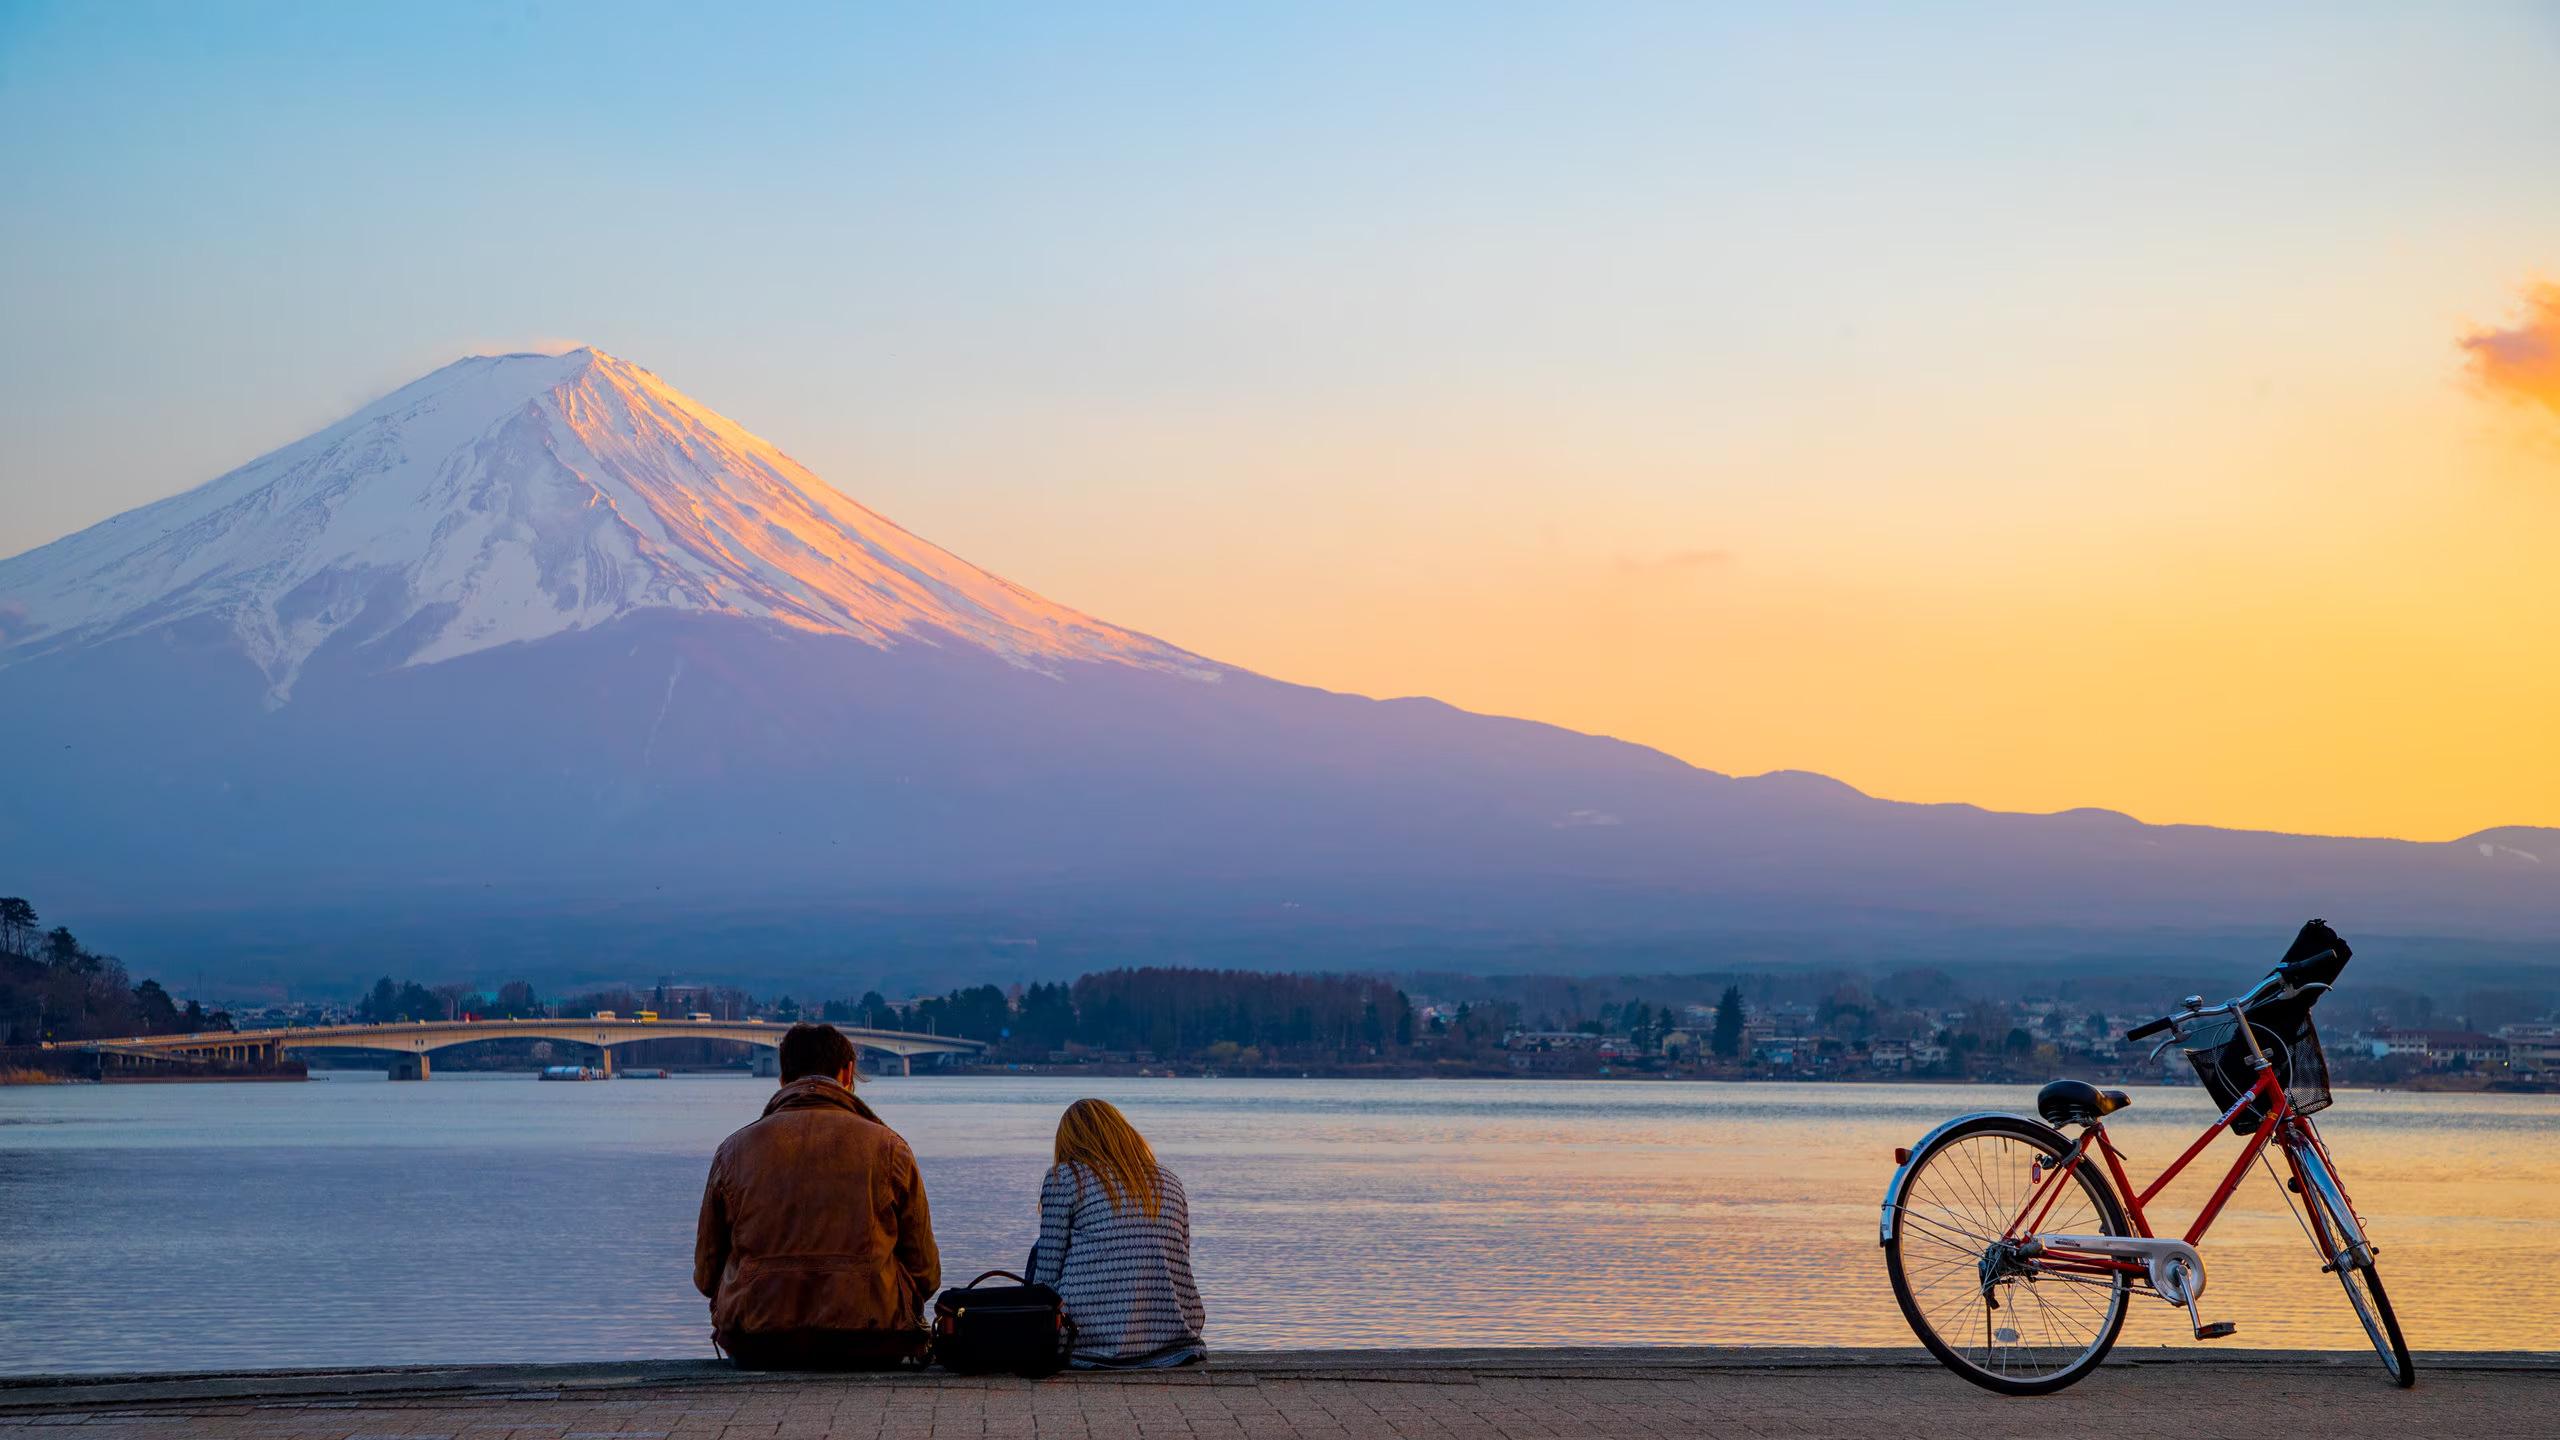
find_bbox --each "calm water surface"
[1,1074,2553,1374]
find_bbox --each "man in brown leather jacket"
[694,1023,940,1368]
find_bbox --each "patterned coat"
[1027,1160,1207,1366]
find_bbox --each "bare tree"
[0,897,35,957]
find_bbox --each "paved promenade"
[4,1348,2553,1440]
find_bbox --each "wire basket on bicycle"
[2179,1009,2331,1131]
[2172,918,2346,1131]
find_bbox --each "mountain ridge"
[2,349,2551,987]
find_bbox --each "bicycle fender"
[1879,1110,2070,1245]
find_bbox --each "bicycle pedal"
[2194,1322,2238,1340]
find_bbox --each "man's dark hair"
[778,1022,856,1082]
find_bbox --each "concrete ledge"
[6,1346,2556,1415]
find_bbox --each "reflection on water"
[1,1074,2552,1374]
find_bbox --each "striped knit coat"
[1026,1160,1206,1367]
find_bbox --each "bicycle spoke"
[1908,1269,1990,1305]
[1897,1250,1976,1283]
[1921,1161,1991,1240]
[1895,1203,2003,1249]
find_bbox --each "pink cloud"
[2459,282,2560,417]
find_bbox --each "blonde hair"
[1054,1098,1163,1218]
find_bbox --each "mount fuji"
[0,348,1211,701]
[2,349,2550,991]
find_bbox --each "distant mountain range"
[2,350,2550,996]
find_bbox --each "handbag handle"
[968,1269,1028,1289]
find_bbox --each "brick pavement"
[3,1349,2552,1440]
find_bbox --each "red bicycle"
[1880,920,2412,1394]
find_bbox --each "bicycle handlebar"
[2119,923,2348,1048]
[2124,998,2241,1044]
[2123,951,2339,1042]
[2278,947,2339,981]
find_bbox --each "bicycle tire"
[1884,1114,2131,1395]
[2340,1260,2414,1387]
[2291,1151,2414,1387]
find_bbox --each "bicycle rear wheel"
[2291,1141,2413,1387]
[1884,1115,2130,1395]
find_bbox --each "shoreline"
[358,1062,2560,1094]
[7,1347,2556,1439]
[936,1064,2557,1093]
[13,1066,2553,1094]
[11,1345,2557,1400]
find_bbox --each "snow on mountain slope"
[0,348,1215,698]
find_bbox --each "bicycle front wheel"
[1884,1115,2131,1395]
[2292,1141,2413,1387]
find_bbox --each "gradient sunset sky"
[3,2,2555,843]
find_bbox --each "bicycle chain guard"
[2025,1234,2208,1304]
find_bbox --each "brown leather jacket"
[694,1077,940,1361]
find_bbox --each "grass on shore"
[0,1066,78,1085]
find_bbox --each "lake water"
[1,1073,2553,1375]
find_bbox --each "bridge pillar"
[899,1053,911,1078]
[597,1046,614,1078]
[752,1049,779,1078]
[389,1054,430,1081]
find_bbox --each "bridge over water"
[73,1017,985,1079]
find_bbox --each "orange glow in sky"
[942,283,2560,844]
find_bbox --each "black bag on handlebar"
[2278,917,2352,988]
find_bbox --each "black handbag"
[931,1269,1073,1377]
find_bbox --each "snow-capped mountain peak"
[0,348,1213,698]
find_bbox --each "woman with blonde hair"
[1025,1099,1206,1368]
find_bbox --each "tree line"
[353,976,547,1024]
[0,895,232,1045]
[773,970,1423,1064]
[320,964,1758,1070]
[332,966,1433,1067]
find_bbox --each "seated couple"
[693,1022,1206,1371]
